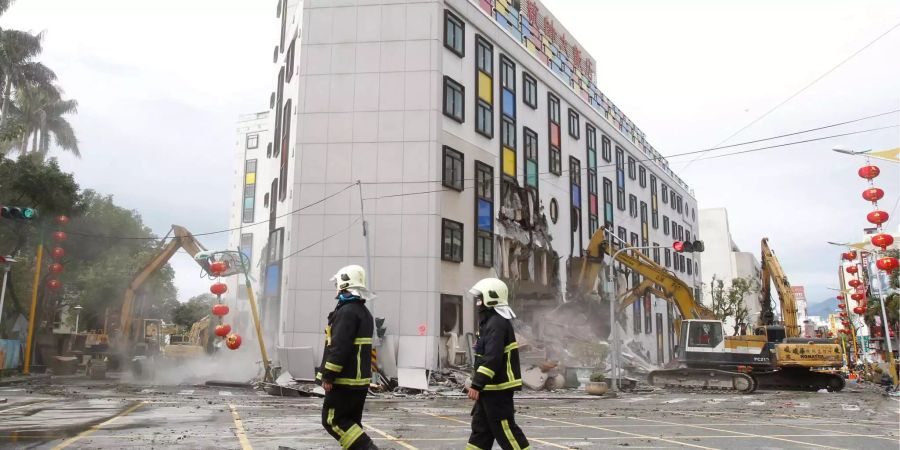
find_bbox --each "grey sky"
[2,0,898,306]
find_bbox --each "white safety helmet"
[469,278,509,307]
[331,264,367,291]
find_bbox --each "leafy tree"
[171,293,215,329]
[8,84,79,158]
[0,29,55,128]
[709,277,758,335]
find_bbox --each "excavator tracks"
[648,368,757,394]
[753,368,845,392]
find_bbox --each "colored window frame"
[474,161,494,268]
[548,93,562,175]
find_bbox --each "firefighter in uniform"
[466,278,530,450]
[316,265,378,450]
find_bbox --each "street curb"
[0,373,51,387]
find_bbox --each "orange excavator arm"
[120,225,209,341]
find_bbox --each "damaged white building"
[227,0,701,381]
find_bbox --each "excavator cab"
[678,320,725,360]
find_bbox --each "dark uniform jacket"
[471,308,522,391]
[316,298,374,389]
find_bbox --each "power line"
[681,20,900,170]
[63,114,898,241]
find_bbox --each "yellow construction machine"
[119,225,217,370]
[571,230,845,393]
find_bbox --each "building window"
[629,194,638,218]
[661,184,669,204]
[601,135,611,162]
[548,93,561,175]
[285,39,296,83]
[653,243,660,264]
[676,195,683,214]
[475,161,494,268]
[443,76,464,123]
[444,10,465,57]
[442,146,464,191]
[665,248,672,268]
[246,133,259,149]
[638,165,646,188]
[602,177,614,229]
[441,294,463,334]
[279,99,291,202]
[640,201,648,252]
[273,67,284,157]
[242,159,257,223]
[523,72,537,109]
[686,257,693,275]
[475,36,493,138]
[500,55,516,181]
[586,124,598,235]
[568,109,580,139]
[570,156,582,250]
[615,146,625,211]
[650,175,658,229]
[240,233,253,264]
[670,190,677,209]
[476,102,493,137]
[524,127,538,190]
[441,219,464,262]
[663,216,670,236]
[617,226,627,244]
[627,156,636,180]
[264,192,270,208]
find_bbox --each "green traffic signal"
[0,206,38,220]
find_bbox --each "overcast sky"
[2,0,898,307]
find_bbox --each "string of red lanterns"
[209,259,241,350]
[46,215,70,291]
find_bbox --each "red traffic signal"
[673,240,704,253]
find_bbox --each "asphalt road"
[0,376,898,449]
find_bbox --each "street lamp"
[0,256,16,328]
[832,146,871,156]
[73,305,83,336]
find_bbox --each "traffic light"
[673,240,704,253]
[0,206,37,220]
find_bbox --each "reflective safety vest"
[471,310,522,391]
[316,299,374,389]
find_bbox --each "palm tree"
[0,29,56,128]
[10,84,79,158]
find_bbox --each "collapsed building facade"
[227,0,701,380]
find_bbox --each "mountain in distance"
[806,298,839,318]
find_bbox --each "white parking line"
[220,391,233,396]
[178,389,195,395]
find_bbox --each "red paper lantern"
[862,187,884,202]
[848,279,861,288]
[215,324,232,337]
[839,312,848,318]
[871,233,894,250]
[210,261,228,275]
[50,247,65,260]
[838,303,846,309]
[210,282,228,296]
[48,263,63,274]
[52,231,67,242]
[842,251,858,261]
[226,334,242,350]
[55,215,70,226]
[836,294,845,301]
[827,331,834,338]
[211,304,230,317]
[876,257,899,272]
[853,306,865,314]
[867,210,889,225]
[858,165,880,180]
[850,293,864,302]
[46,279,62,290]
[846,265,858,274]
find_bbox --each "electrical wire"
[681,20,900,170]
[61,113,898,241]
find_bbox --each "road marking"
[627,416,846,450]
[519,414,718,450]
[663,397,688,404]
[220,391,233,396]
[363,423,418,450]
[178,389,194,395]
[0,400,48,414]
[617,396,649,403]
[422,410,575,450]
[229,404,253,450]
[748,401,765,406]
[139,389,156,394]
[50,401,146,450]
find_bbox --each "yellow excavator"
[119,225,217,370]
[759,237,799,337]
[571,230,845,393]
